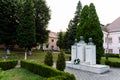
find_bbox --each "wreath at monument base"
[74,58,80,64]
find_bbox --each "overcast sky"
[46,0,120,32]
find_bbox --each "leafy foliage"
[21,60,75,80]
[0,60,18,70]
[17,0,36,48]
[34,0,51,44]
[105,60,120,67]
[56,51,66,71]
[76,5,89,41]
[76,3,104,64]
[44,51,53,66]
[57,31,64,49]
[0,0,19,48]
[63,1,82,50]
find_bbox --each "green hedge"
[0,60,18,70]
[105,60,120,67]
[0,68,2,71]
[105,53,119,58]
[21,60,75,80]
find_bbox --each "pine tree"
[56,51,66,71]
[76,3,104,64]
[63,1,82,50]
[57,31,64,49]
[89,3,104,64]
[44,51,53,66]
[17,0,36,59]
[63,20,73,49]
[76,5,89,41]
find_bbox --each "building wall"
[43,32,60,51]
[103,31,120,54]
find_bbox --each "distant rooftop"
[106,17,120,32]
[49,32,58,38]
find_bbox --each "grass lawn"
[1,50,120,65]
[0,68,44,80]
[0,50,71,80]
[101,57,120,64]
[0,50,71,63]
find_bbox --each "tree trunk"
[28,48,32,55]
[24,48,28,60]
[6,49,10,56]
[6,45,10,56]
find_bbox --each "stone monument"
[85,38,96,64]
[77,36,86,63]
[71,39,77,62]
[66,36,110,74]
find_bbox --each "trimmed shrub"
[0,60,18,70]
[21,60,75,80]
[64,49,71,54]
[105,53,119,58]
[56,50,66,71]
[0,68,2,71]
[105,60,120,67]
[44,51,53,66]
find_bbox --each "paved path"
[65,67,120,80]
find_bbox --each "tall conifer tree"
[57,31,64,49]
[76,5,89,41]
[76,3,104,64]
[89,3,104,64]
[63,1,82,50]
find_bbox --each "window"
[46,45,48,48]
[51,45,54,50]
[51,39,54,42]
[118,37,120,43]
[105,37,107,43]
[105,49,107,53]
[108,49,113,53]
[105,37,112,43]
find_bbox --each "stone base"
[66,61,110,74]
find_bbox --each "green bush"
[44,51,53,66]
[0,60,18,70]
[21,60,75,80]
[105,53,119,58]
[64,49,71,54]
[105,60,120,67]
[56,51,66,71]
[0,68,2,71]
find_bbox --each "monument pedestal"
[67,37,110,74]
[66,61,110,74]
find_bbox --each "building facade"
[103,17,120,54]
[43,32,60,51]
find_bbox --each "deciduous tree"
[0,0,19,55]
[34,0,51,47]
[17,0,36,59]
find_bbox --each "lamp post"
[106,28,109,60]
